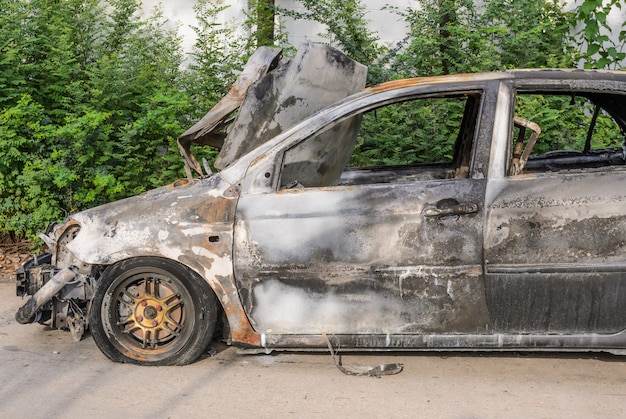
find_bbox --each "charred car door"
[233,83,496,341]
[485,79,626,338]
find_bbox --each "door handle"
[423,202,478,217]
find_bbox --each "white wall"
[143,0,625,66]
[142,0,248,53]
[278,0,412,47]
[141,0,415,51]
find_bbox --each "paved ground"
[1,282,625,418]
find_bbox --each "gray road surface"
[1,282,625,418]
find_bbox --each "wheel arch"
[173,254,262,347]
[95,254,261,348]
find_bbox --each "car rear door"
[484,80,626,334]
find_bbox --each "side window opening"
[279,92,482,189]
[510,92,626,175]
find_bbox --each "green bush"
[0,0,621,241]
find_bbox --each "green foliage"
[482,0,576,69]
[390,0,575,77]
[251,0,276,47]
[389,0,488,76]
[0,1,27,107]
[0,0,189,239]
[573,0,626,69]
[347,0,576,169]
[515,94,623,155]
[245,0,293,53]
[183,0,250,112]
[0,0,261,240]
[0,94,63,237]
[1,0,622,242]
[351,97,465,167]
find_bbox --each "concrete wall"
[278,0,410,47]
[142,0,414,51]
[143,0,625,66]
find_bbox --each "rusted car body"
[16,42,626,365]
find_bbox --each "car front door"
[233,85,494,338]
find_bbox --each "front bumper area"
[16,253,91,341]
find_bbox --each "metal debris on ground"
[324,333,404,377]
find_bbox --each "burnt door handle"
[423,203,478,217]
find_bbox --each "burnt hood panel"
[215,41,367,169]
[178,41,368,176]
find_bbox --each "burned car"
[16,42,626,365]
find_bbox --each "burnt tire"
[89,257,218,366]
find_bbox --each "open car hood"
[177,41,368,178]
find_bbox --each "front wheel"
[90,257,218,365]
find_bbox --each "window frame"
[506,88,626,177]
[275,88,486,190]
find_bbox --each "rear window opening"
[509,92,626,175]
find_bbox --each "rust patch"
[196,198,235,225]
[367,72,506,93]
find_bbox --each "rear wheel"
[90,257,218,365]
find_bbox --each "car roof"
[366,69,626,93]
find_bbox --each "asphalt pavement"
[1,282,625,418]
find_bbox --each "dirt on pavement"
[0,241,32,283]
